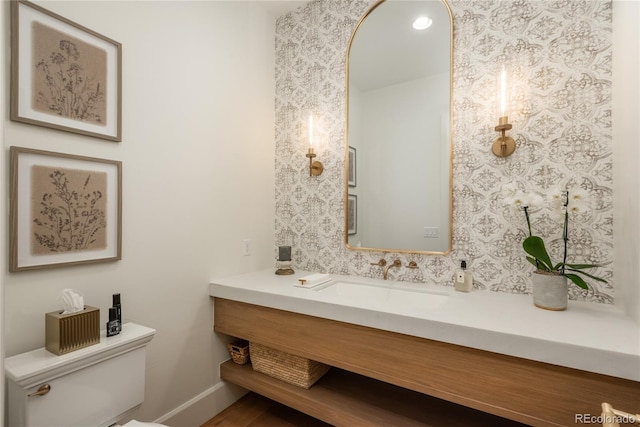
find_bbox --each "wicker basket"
[249,342,330,389]
[227,339,250,365]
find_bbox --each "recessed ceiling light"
[412,16,432,30]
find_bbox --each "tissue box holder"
[46,306,100,355]
[249,342,330,389]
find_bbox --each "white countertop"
[209,269,640,381]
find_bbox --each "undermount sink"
[312,278,449,314]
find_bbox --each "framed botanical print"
[11,1,122,141]
[348,146,357,187]
[347,194,357,235]
[10,147,122,272]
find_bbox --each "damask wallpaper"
[274,0,613,303]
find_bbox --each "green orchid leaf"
[564,273,589,290]
[565,268,608,283]
[523,236,554,270]
[565,263,602,270]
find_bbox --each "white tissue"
[60,289,85,314]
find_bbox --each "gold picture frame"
[10,147,122,272]
[11,1,122,141]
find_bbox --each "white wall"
[358,74,449,251]
[2,1,637,425]
[347,86,362,244]
[612,0,640,324]
[3,1,276,425]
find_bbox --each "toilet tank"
[5,323,156,427]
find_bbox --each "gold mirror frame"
[344,0,454,255]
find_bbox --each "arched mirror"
[345,0,453,254]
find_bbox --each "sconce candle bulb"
[305,114,324,176]
[499,66,508,117]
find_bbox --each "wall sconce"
[306,114,324,176]
[492,66,516,157]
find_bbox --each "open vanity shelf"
[221,360,524,426]
[213,297,640,427]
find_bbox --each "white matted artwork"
[10,1,122,141]
[10,146,122,271]
[348,146,356,187]
[347,194,357,235]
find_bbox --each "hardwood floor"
[201,387,528,427]
[201,392,331,427]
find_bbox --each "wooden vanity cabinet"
[214,297,640,427]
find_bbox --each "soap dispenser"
[455,260,473,292]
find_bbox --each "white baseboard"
[155,379,247,427]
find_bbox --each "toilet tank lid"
[5,323,156,387]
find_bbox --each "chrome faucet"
[383,259,402,280]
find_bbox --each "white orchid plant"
[502,183,607,290]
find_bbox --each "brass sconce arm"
[492,116,516,157]
[306,148,324,176]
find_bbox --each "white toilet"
[5,323,167,427]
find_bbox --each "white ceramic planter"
[531,272,568,311]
